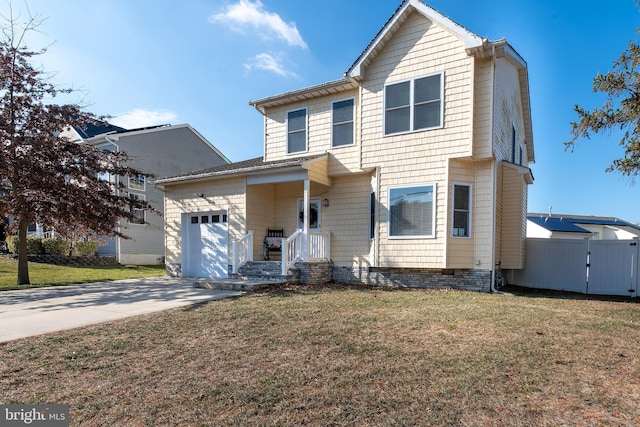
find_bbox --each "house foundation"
[294,261,332,285]
[333,266,492,292]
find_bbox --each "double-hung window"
[287,108,307,154]
[128,193,146,225]
[452,184,471,237]
[332,98,355,147]
[384,72,443,135]
[388,184,435,238]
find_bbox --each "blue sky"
[6,0,640,221]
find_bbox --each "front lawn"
[0,257,166,290]
[1,284,639,425]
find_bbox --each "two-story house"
[62,123,230,265]
[157,0,535,291]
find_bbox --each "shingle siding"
[360,12,474,269]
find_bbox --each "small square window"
[129,174,145,191]
[191,216,199,224]
[212,215,220,223]
[222,214,228,223]
[201,215,209,224]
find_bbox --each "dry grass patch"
[1,285,640,425]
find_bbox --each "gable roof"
[73,121,126,139]
[346,0,485,80]
[528,214,640,234]
[250,0,534,163]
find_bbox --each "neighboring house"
[157,0,535,291]
[527,213,640,240]
[59,123,230,264]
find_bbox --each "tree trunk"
[16,217,30,285]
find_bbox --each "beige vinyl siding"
[358,11,474,268]
[474,162,496,268]
[493,57,526,164]
[494,161,504,265]
[263,90,362,175]
[164,177,246,266]
[306,157,332,187]
[446,160,475,268]
[492,57,529,269]
[246,184,276,260]
[473,58,493,159]
[501,165,527,268]
[321,173,373,267]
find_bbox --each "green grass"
[0,257,166,290]
[1,284,639,425]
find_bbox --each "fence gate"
[511,238,639,297]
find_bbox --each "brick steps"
[193,262,297,291]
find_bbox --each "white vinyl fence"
[510,238,639,297]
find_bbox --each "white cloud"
[110,109,178,130]
[244,53,298,78]
[210,0,308,49]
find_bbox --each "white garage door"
[185,213,228,278]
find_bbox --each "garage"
[183,212,228,278]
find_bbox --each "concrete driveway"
[0,277,242,343]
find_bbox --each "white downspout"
[489,44,498,293]
[105,135,122,264]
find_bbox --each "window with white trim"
[129,174,145,191]
[384,72,443,135]
[332,98,354,147]
[128,193,146,225]
[370,191,376,240]
[388,184,435,238]
[287,108,307,153]
[452,184,471,238]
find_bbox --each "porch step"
[193,279,274,292]
[230,261,297,283]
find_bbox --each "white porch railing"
[283,229,304,276]
[308,231,330,261]
[232,230,253,274]
[283,230,331,276]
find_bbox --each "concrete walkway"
[0,277,243,343]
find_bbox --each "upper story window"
[287,108,307,154]
[129,174,145,191]
[384,72,443,136]
[332,98,355,147]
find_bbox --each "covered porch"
[232,154,333,278]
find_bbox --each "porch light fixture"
[322,198,330,207]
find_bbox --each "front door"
[297,197,320,231]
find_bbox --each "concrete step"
[193,279,276,292]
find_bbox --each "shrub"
[6,235,17,254]
[26,237,44,254]
[74,240,98,256]
[6,236,45,254]
[42,238,71,256]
